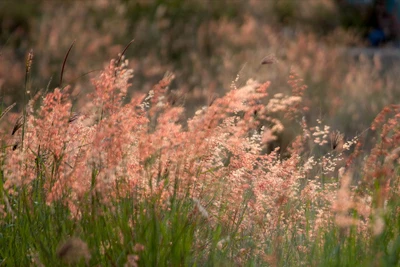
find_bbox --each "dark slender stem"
[59,40,76,88]
[115,39,134,68]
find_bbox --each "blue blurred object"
[368,28,386,46]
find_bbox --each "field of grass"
[0,51,399,266]
[1,1,400,266]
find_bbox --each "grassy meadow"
[0,1,400,266]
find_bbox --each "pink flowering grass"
[0,55,400,266]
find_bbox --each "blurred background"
[1,0,400,140]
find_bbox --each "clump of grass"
[0,53,399,266]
